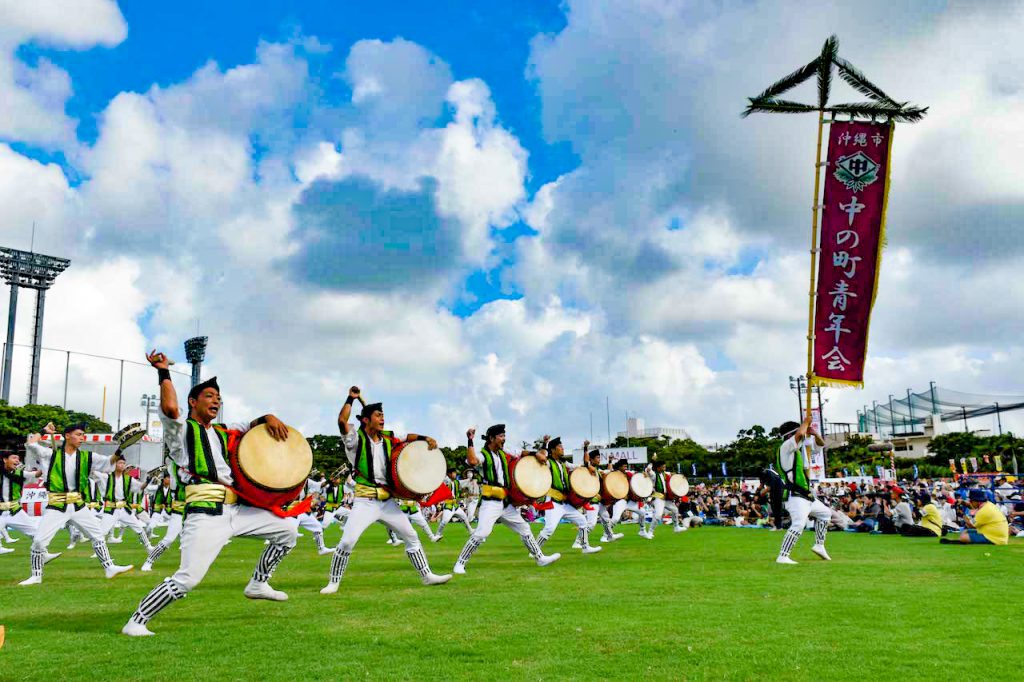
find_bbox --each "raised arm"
[338,386,361,436]
[148,350,180,420]
[465,428,479,466]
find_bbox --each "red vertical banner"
[812,120,893,386]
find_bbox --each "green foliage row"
[0,401,112,452]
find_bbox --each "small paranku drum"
[600,470,629,505]
[389,441,446,500]
[566,467,601,507]
[231,424,312,510]
[508,454,552,506]
[628,472,654,501]
[667,474,689,500]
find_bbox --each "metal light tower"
[0,247,71,404]
[184,336,208,388]
[140,393,158,434]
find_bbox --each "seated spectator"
[891,496,914,531]
[1008,501,1024,538]
[941,489,1009,545]
[899,492,942,538]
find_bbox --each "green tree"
[0,401,112,452]
[307,434,346,476]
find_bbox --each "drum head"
[602,471,629,499]
[237,424,312,492]
[668,474,690,497]
[394,441,447,496]
[630,474,654,498]
[513,455,553,498]
[569,467,600,498]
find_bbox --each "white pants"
[610,499,628,524]
[466,498,479,523]
[540,502,587,539]
[474,499,532,539]
[439,506,468,527]
[170,505,297,591]
[100,508,148,536]
[646,498,676,533]
[296,513,323,535]
[406,509,435,539]
[160,513,184,546]
[321,507,350,530]
[785,497,831,529]
[147,512,169,532]
[336,498,421,554]
[32,504,106,552]
[584,505,598,530]
[1,510,40,537]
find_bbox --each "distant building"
[617,417,691,441]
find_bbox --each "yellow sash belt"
[480,485,507,500]
[104,501,127,510]
[354,484,391,501]
[48,492,84,507]
[548,489,566,502]
[652,492,666,500]
[0,501,18,511]
[171,500,186,513]
[184,484,238,505]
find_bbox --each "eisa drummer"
[536,437,602,555]
[122,351,300,637]
[452,424,561,575]
[320,386,451,595]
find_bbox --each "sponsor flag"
[812,121,893,387]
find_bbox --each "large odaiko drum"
[508,454,552,506]
[667,474,690,500]
[600,470,630,505]
[230,424,312,510]
[628,471,654,501]
[389,440,447,500]
[566,467,601,507]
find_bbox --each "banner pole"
[805,112,826,415]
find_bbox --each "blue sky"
[17,0,575,318]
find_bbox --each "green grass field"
[1,522,1020,681]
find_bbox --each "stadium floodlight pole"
[0,246,71,404]
[743,35,927,417]
[929,381,938,413]
[184,336,208,388]
[140,393,157,434]
[995,403,1002,436]
[872,400,880,435]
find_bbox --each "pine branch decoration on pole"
[742,34,928,122]
[742,35,928,416]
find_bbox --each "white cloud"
[0,0,127,147]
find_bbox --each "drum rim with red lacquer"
[508,454,552,507]
[231,424,312,510]
[600,470,629,505]
[389,440,446,500]
[628,471,654,501]
[565,467,601,507]
[667,473,689,500]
